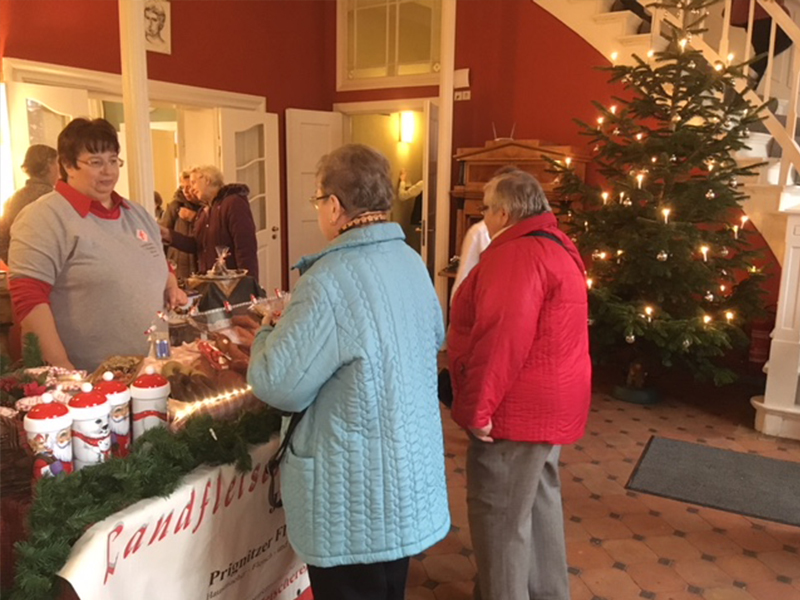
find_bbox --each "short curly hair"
[21,145,57,179]
[316,144,393,216]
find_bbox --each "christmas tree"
[552,0,769,386]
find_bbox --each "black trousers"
[307,557,410,600]
[749,19,793,88]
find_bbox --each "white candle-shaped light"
[565,156,572,167]
[636,173,645,189]
[647,49,655,59]
[651,156,658,163]
[662,208,671,224]
[725,311,734,323]
[733,225,739,239]
[636,133,644,141]
[619,192,625,203]
[644,306,654,322]
[703,315,712,324]
[598,251,608,260]
[714,62,724,72]
[611,51,619,62]
[586,278,594,290]
[741,215,749,229]
[700,245,710,262]
[610,105,617,115]
[707,160,715,172]
[720,284,727,292]
[679,38,688,51]
[727,52,734,64]
[601,191,609,205]
[597,116,605,125]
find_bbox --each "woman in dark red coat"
[447,168,591,600]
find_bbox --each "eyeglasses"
[76,157,124,170]
[309,194,330,210]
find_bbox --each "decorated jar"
[23,394,73,481]
[95,371,132,458]
[68,383,112,471]
[130,366,170,440]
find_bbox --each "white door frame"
[334,97,449,306]
[2,58,266,112]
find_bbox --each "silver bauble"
[657,250,668,262]
[626,334,636,344]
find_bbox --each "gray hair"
[316,144,393,216]
[191,165,224,187]
[485,169,550,221]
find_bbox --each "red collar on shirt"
[56,180,130,220]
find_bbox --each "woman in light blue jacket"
[247,144,449,600]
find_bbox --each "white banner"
[59,440,311,600]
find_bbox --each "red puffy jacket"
[448,213,592,444]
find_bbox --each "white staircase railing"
[650,0,800,197]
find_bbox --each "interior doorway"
[348,111,426,254]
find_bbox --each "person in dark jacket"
[0,145,59,262]
[161,165,259,282]
[160,170,201,281]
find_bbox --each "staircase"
[535,0,800,266]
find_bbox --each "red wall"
[0,0,334,114]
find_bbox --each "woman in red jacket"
[448,168,591,600]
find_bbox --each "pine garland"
[10,406,282,600]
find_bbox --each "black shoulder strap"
[523,230,584,274]
[267,410,305,509]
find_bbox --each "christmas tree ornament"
[68,383,111,471]
[623,197,633,207]
[719,246,729,257]
[94,371,132,458]
[683,338,692,349]
[626,334,636,344]
[130,366,171,440]
[657,250,669,262]
[613,128,621,136]
[24,394,73,481]
[705,189,715,199]
[705,291,715,302]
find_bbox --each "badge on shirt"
[136,229,150,243]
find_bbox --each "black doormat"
[626,437,800,527]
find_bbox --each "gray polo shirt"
[9,188,167,371]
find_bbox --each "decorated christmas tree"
[552,0,770,387]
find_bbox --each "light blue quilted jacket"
[247,222,450,567]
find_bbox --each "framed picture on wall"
[144,0,171,55]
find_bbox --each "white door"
[217,108,282,293]
[285,108,344,287]
[177,107,217,170]
[5,82,90,191]
[421,100,439,278]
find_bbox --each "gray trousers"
[467,439,569,600]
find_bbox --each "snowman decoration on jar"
[94,371,132,458]
[68,383,112,470]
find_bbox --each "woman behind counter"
[247,144,449,600]
[9,118,185,371]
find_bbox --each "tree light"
[700,245,709,262]
[727,52,734,64]
[703,315,712,324]
[662,208,671,224]
[565,157,572,167]
[720,284,726,292]
[741,215,750,228]
[611,51,619,62]
[636,173,645,188]
[586,278,593,289]
[610,105,617,115]
[636,133,644,141]
[601,191,609,204]
[597,116,605,125]
[733,225,740,239]
[725,311,734,323]
[647,49,655,58]
[679,38,688,50]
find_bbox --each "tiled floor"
[408,384,800,600]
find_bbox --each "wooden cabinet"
[446,139,588,267]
